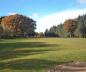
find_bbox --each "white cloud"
[8,12,17,15]
[36,9,86,32]
[77,0,86,4]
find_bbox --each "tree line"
[0,14,86,38]
[45,14,86,38]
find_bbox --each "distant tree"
[64,19,77,37]
[36,32,45,37]
[0,16,5,38]
[80,27,86,38]
[0,25,3,38]
[45,29,49,37]
[44,29,58,37]
[77,15,86,38]
[55,24,65,37]
[49,26,57,33]
[0,16,5,24]
[1,14,36,37]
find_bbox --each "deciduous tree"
[64,19,77,37]
[1,14,36,37]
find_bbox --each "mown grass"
[0,38,86,72]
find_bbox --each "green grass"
[0,38,86,72]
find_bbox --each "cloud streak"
[36,9,86,32]
[8,12,17,15]
[77,0,86,4]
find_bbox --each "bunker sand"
[48,62,86,72]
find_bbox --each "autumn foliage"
[1,14,36,37]
[64,19,77,37]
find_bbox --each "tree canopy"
[64,19,77,37]
[1,14,36,37]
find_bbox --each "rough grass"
[0,38,86,72]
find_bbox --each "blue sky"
[0,0,77,15]
[0,0,86,32]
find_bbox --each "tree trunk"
[70,32,74,38]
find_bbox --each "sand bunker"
[48,62,86,72]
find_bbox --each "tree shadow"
[0,42,58,50]
[0,50,49,60]
[0,42,59,60]
[0,59,68,70]
[0,42,65,71]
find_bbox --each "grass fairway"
[0,38,86,72]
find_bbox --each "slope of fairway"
[0,38,86,72]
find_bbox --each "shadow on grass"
[0,42,66,70]
[0,42,58,50]
[0,42,60,60]
[0,59,68,70]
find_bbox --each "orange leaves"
[64,19,77,32]
[1,14,36,36]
